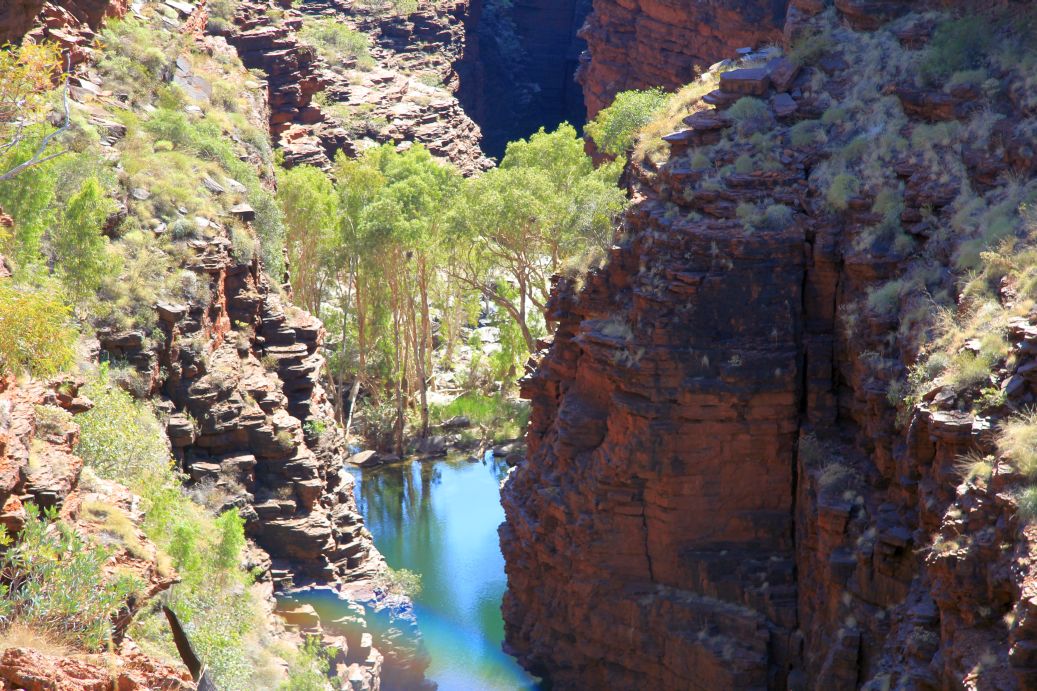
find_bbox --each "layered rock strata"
[224,0,491,173]
[504,3,1037,689]
[0,0,127,46]
[577,0,788,117]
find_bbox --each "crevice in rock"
[459,0,591,159]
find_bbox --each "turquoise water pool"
[347,454,540,691]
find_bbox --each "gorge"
[2,0,1037,690]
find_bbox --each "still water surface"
[348,454,540,691]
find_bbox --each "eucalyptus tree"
[448,124,626,352]
[276,165,338,317]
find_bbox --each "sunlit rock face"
[578,0,788,117]
[500,197,804,690]
[502,1,1037,689]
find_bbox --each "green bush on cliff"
[298,17,373,69]
[281,636,334,691]
[0,281,77,378]
[0,504,142,651]
[919,16,993,85]
[54,177,117,302]
[585,88,669,157]
[76,371,171,482]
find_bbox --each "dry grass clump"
[80,499,152,563]
[0,622,73,657]
[633,76,720,166]
[955,451,994,484]
[998,412,1037,478]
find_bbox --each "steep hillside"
[0,1,434,688]
[503,2,1037,689]
[221,0,491,173]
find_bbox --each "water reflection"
[348,454,540,691]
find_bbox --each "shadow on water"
[318,452,541,690]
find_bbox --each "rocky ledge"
[224,0,491,174]
[577,0,788,117]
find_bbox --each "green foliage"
[280,636,332,691]
[866,278,906,317]
[77,370,271,688]
[298,18,373,69]
[230,226,257,264]
[0,281,76,377]
[385,566,423,597]
[207,0,241,32]
[54,177,116,300]
[0,137,58,269]
[919,16,993,85]
[429,393,530,443]
[584,88,669,156]
[95,18,177,105]
[0,504,141,651]
[788,30,833,66]
[76,369,171,482]
[727,97,770,125]
[998,412,1037,479]
[1018,486,1037,522]
[826,173,860,211]
[277,165,339,314]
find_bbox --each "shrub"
[584,88,670,157]
[0,137,58,269]
[33,404,71,438]
[734,154,754,174]
[998,412,1037,478]
[0,504,142,651]
[727,97,769,124]
[230,226,256,264]
[298,18,373,69]
[95,19,176,104]
[54,177,117,301]
[919,16,993,85]
[954,452,994,484]
[76,369,171,481]
[0,281,76,377]
[281,636,333,691]
[762,204,794,230]
[789,120,824,147]
[866,279,906,317]
[1018,486,1037,522]
[826,174,860,211]
[788,30,833,66]
[429,393,530,442]
[385,566,423,597]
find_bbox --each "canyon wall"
[225,0,491,174]
[503,1,1037,689]
[577,0,788,117]
[461,0,591,158]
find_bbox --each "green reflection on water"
[349,454,539,691]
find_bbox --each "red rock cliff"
[577,0,788,117]
[502,2,1037,689]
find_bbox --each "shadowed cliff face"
[460,0,591,159]
[501,169,805,691]
[502,2,1037,689]
[578,0,788,117]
